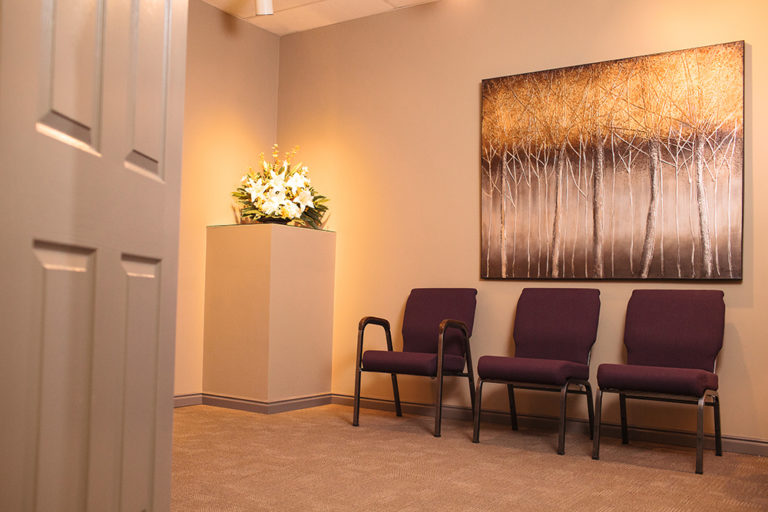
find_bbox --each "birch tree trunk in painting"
[710,135,720,277]
[610,133,617,277]
[695,134,713,278]
[592,139,605,278]
[726,126,736,277]
[627,148,636,274]
[500,154,508,278]
[570,144,583,277]
[688,166,697,277]
[535,153,543,277]
[640,139,661,278]
[584,157,592,277]
[543,151,551,276]
[512,153,520,276]
[551,145,565,277]
[526,151,533,278]
[659,146,665,276]
[482,146,497,277]
[673,134,683,278]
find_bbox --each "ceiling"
[202,0,441,36]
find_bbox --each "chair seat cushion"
[597,364,718,397]
[477,356,589,385]
[362,350,466,376]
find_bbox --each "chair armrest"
[436,319,471,374]
[356,316,394,371]
[439,319,469,340]
[358,316,390,332]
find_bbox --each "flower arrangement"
[232,145,328,229]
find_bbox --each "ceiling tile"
[249,0,391,35]
[201,0,440,36]
[384,0,439,7]
[203,0,259,18]
[274,0,324,11]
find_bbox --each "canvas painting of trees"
[481,41,744,280]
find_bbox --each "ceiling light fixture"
[255,0,273,15]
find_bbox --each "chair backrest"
[402,288,477,356]
[513,288,601,364]
[624,290,725,372]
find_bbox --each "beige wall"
[175,0,279,395]
[277,0,768,440]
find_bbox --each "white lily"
[245,178,268,203]
[294,188,314,212]
[285,172,308,193]
[282,201,301,219]
[271,184,286,198]
[268,171,287,196]
[261,196,281,216]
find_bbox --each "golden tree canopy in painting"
[482,41,743,152]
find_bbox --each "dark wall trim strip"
[174,393,333,414]
[174,393,203,407]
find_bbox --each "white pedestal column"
[202,224,336,412]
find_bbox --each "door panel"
[0,0,188,510]
[120,255,161,512]
[39,0,105,150]
[33,242,96,512]
[128,0,168,177]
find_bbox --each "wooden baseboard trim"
[195,393,333,414]
[174,393,203,407]
[332,394,768,457]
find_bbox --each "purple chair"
[472,288,601,454]
[353,288,478,437]
[592,290,725,474]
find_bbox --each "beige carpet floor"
[172,404,768,511]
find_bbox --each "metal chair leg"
[467,373,476,413]
[507,384,518,431]
[557,382,569,455]
[391,373,402,417]
[472,380,484,443]
[696,395,705,474]
[584,381,595,440]
[592,389,603,460]
[465,346,476,412]
[713,394,722,456]
[353,367,362,426]
[434,372,444,437]
[619,392,629,444]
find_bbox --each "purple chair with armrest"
[592,289,725,474]
[473,288,601,454]
[353,288,478,437]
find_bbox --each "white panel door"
[0,0,188,510]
